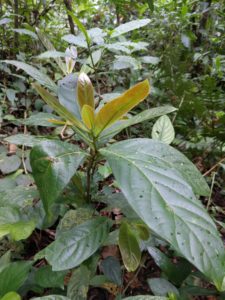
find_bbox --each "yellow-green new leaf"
[119,222,141,272]
[32,83,87,132]
[81,105,95,130]
[77,73,95,109]
[94,79,150,136]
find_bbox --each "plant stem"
[86,147,97,202]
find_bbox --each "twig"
[206,171,216,211]
[122,255,146,295]
[203,157,225,177]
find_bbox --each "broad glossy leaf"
[111,19,151,38]
[113,55,141,70]
[38,217,112,271]
[119,222,141,272]
[100,139,225,290]
[36,28,66,75]
[152,115,175,144]
[0,220,35,241]
[22,112,62,127]
[32,83,87,131]
[2,61,57,92]
[147,247,191,285]
[104,42,148,54]
[4,134,51,147]
[1,292,21,300]
[68,12,90,44]
[141,56,160,65]
[67,265,91,300]
[34,265,66,288]
[0,262,31,297]
[81,49,102,74]
[58,74,81,119]
[0,252,11,273]
[101,256,122,286]
[0,207,35,240]
[99,106,176,141]
[30,140,86,216]
[148,278,179,297]
[62,34,87,48]
[36,51,67,59]
[77,73,94,109]
[94,79,150,136]
[0,18,12,26]
[0,154,21,174]
[81,105,95,130]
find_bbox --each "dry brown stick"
[203,157,225,177]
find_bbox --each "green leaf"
[58,74,81,120]
[101,256,122,286]
[147,0,154,11]
[4,134,51,147]
[104,42,148,54]
[119,222,141,272]
[0,154,21,174]
[67,13,90,45]
[30,140,87,216]
[152,115,175,144]
[0,252,11,273]
[36,51,67,59]
[100,139,225,290]
[34,265,67,288]
[32,83,87,131]
[12,28,38,39]
[111,19,151,38]
[67,265,91,300]
[77,73,95,109]
[99,106,176,142]
[147,247,191,285]
[22,112,62,127]
[0,186,38,208]
[37,217,111,271]
[0,292,21,300]
[94,79,150,136]
[2,61,57,92]
[36,28,66,75]
[141,56,160,65]
[62,34,87,48]
[81,49,102,74]
[0,220,35,241]
[113,56,141,70]
[148,278,179,297]
[81,105,95,130]
[0,261,31,297]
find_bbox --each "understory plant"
[23,68,225,297]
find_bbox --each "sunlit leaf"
[152,115,175,144]
[81,105,95,130]
[77,73,95,109]
[30,140,87,217]
[111,19,151,38]
[2,61,57,92]
[1,292,21,300]
[94,79,150,136]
